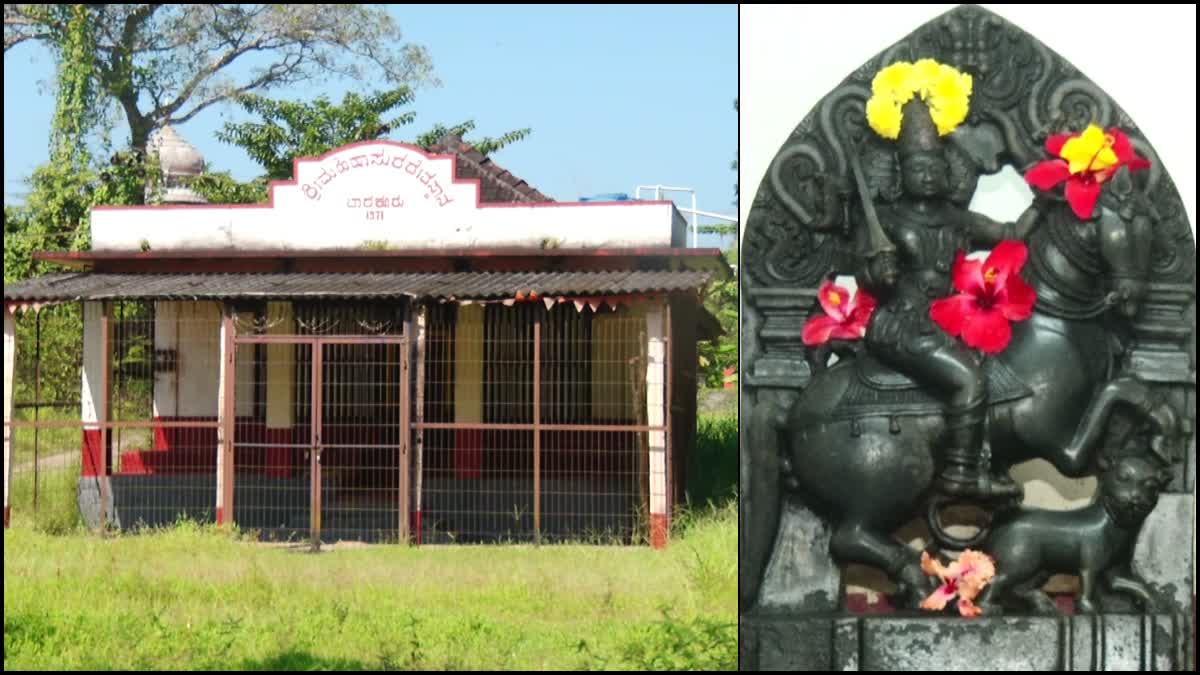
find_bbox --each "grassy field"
[3,414,737,671]
[7,407,87,535]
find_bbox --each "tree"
[5,5,158,275]
[698,246,738,388]
[696,99,739,389]
[190,88,531,204]
[6,4,97,283]
[5,4,436,189]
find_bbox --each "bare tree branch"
[168,56,301,126]
[154,37,267,120]
[9,4,437,153]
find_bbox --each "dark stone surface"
[740,4,1196,670]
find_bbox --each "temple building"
[3,128,727,548]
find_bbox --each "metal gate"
[232,333,409,548]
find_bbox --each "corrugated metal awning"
[3,271,713,302]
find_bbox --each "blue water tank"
[578,193,630,202]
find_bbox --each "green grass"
[8,407,86,535]
[3,501,735,670]
[5,416,737,669]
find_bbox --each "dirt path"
[12,429,152,473]
[13,450,77,473]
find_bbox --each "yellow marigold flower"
[936,66,972,98]
[926,68,972,136]
[912,59,942,94]
[1060,124,1118,175]
[929,97,969,136]
[872,62,915,103]
[866,95,903,140]
[867,59,972,139]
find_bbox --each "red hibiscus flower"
[801,280,877,346]
[1024,124,1151,220]
[929,240,1036,354]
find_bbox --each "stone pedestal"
[740,612,1186,671]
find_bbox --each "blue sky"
[3,4,738,248]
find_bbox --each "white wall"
[176,302,221,417]
[156,301,254,418]
[152,302,178,418]
[81,302,104,428]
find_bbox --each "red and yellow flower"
[1024,124,1151,220]
[801,280,878,346]
[929,240,1036,354]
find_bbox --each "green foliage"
[3,205,39,284]
[188,172,270,205]
[617,609,736,671]
[732,98,739,202]
[185,88,533,201]
[688,414,738,508]
[215,89,421,181]
[413,120,532,156]
[7,466,83,536]
[5,7,157,282]
[698,248,738,389]
[695,104,739,387]
[4,8,157,415]
[12,4,96,272]
[46,5,99,163]
[10,307,83,406]
[93,150,162,207]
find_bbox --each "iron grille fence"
[6,301,220,531]
[416,300,665,544]
[6,297,668,546]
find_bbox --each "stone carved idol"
[740,6,1195,672]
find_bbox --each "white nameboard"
[91,141,686,251]
[280,141,474,218]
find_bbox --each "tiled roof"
[427,134,553,203]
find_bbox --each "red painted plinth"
[82,428,104,477]
[650,513,668,549]
[264,427,293,478]
[454,429,483,479]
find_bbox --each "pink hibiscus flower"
[801,280,878,346]
[920,549,996,618]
